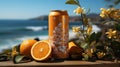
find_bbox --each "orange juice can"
[49,10,69,59]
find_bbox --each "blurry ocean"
[0,20,81,52]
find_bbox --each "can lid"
[50,10,62,12]
[51,10,67,12]
[61,10,67,12]
[50,10,68,15]
[61,10,68,14]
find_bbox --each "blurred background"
[0,0,119,52]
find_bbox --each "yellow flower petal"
[87,25,92,35]
[100,14,105,18]
[72,27,80,32]
[74,7,83,14]
[11,46,19,57]
[76,27,80,32]
[97,52,105,59]
[105,29,117,39]
[100,8,106,11]
[112,30,117,35]
[72,27,76,32]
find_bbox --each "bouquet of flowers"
[66,0,120,62]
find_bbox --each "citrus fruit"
[68,41,83,55]
[20,39,37,56]
[31,40,52,61]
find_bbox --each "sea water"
[0,20,81,52]
[0,20,101,52]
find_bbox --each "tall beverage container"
[49,10,69,59]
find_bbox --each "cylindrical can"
[49,10,69,59]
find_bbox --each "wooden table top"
[0,60,119,67]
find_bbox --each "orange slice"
[68,42,83,55]
[31,40,52,61]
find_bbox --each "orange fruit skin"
[68,42,83,55]
[20,39,37,56]
[31,40,52,61]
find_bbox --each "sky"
[0,0,119,19]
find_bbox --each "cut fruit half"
[68,42,83,55]
[31,40,52,61]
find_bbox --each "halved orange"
[68,41,83,55]
[31,40,52,61]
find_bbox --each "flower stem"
[81,13,86,41]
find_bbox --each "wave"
[0,35,49,52]
[25,26,48,31]
[0,26,48,34]
[92,25,101,33]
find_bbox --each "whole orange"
[20,39,37,56]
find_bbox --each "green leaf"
[13,55,32,64]
[114,0,120,5]
[80,42,89,49]
[82,54,89,61]
[0,55,8,61]
[95,32,102,42]
[115,24,120,31]
[13,55,25,64]
[65,0,80,6]
[88,32,96,43]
